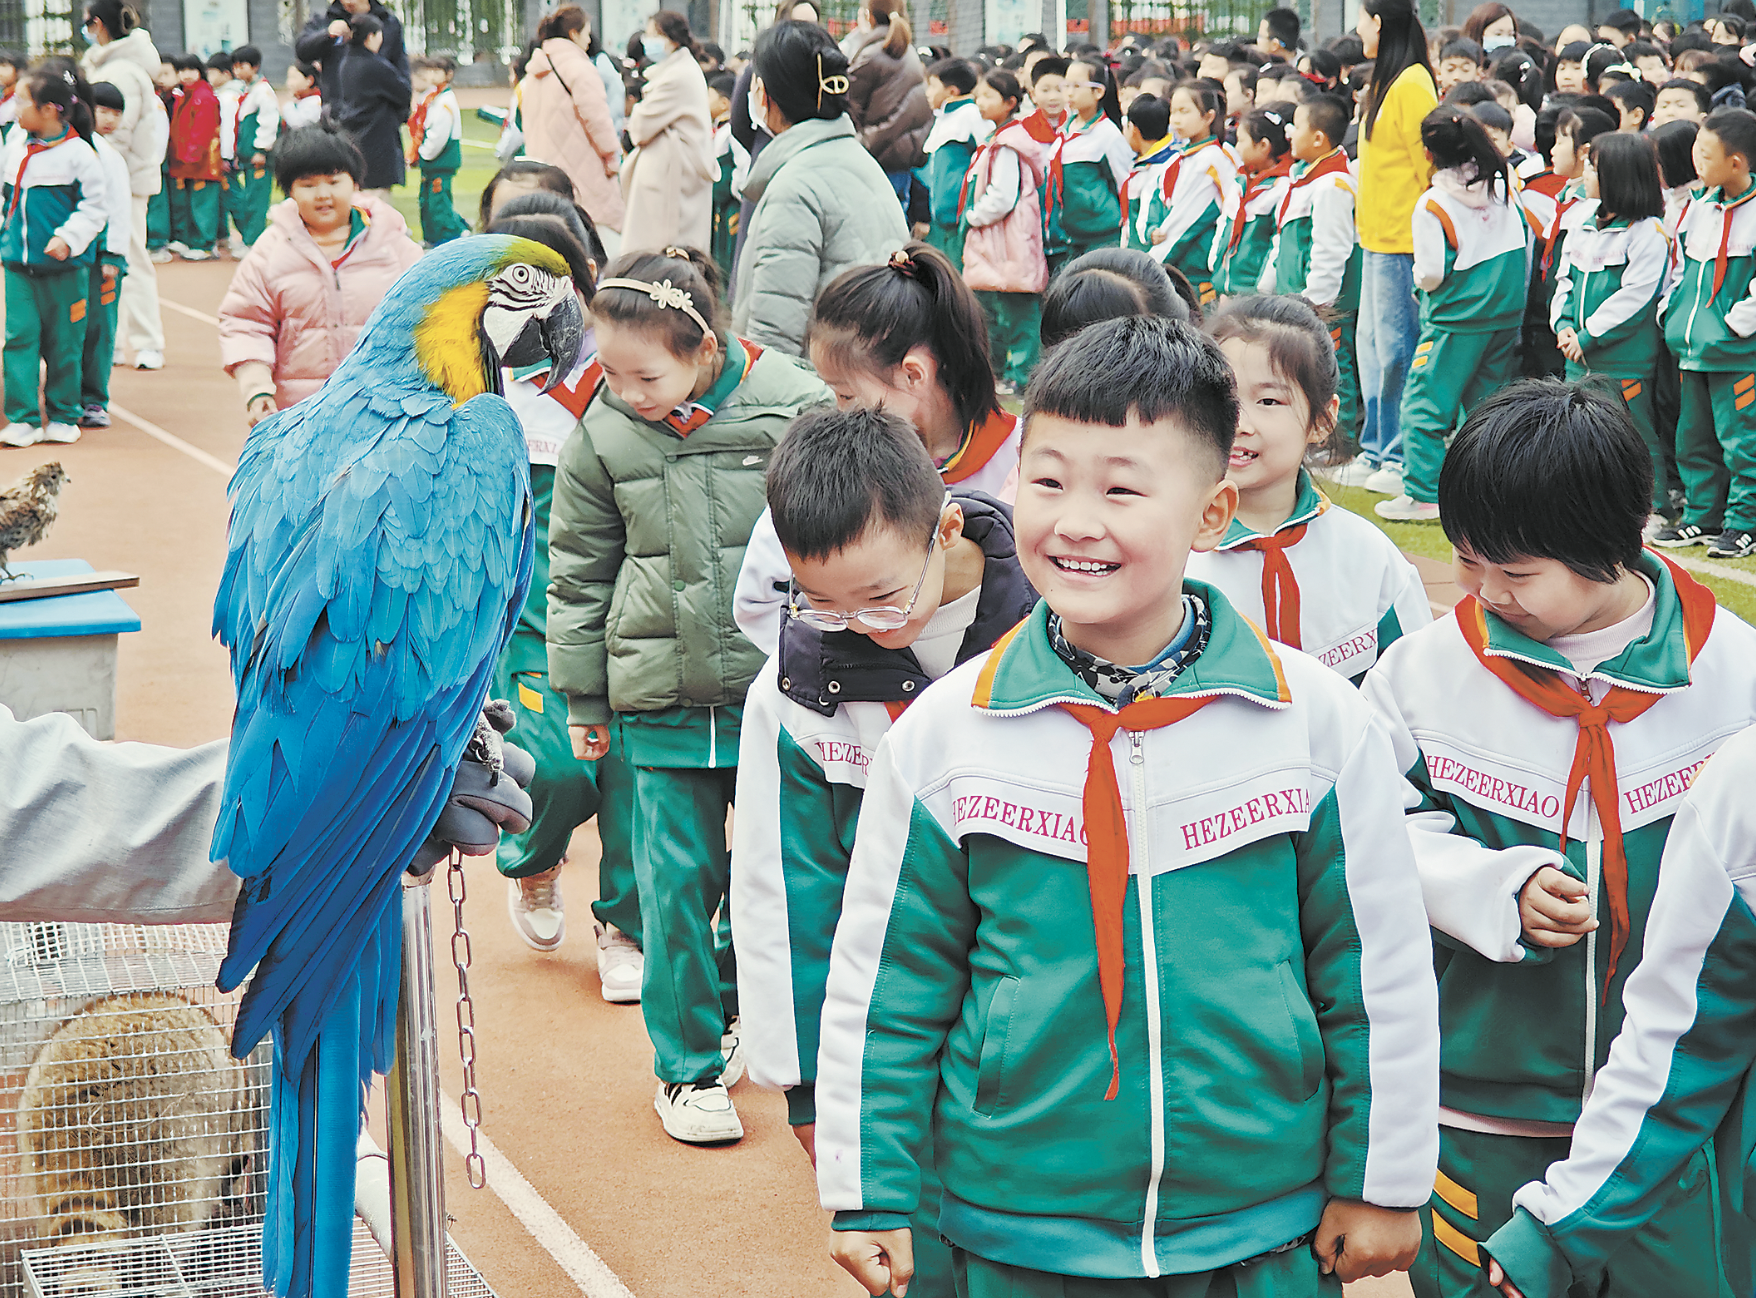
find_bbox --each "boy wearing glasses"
[730,406,1037,1297]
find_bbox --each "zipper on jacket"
[1581,788,1602,1108]
[1128,729,1166,1278]
[708,705,718,767]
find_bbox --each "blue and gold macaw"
[210,236,585,1297]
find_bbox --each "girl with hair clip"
[1139,79,1236,305]
[960,67,1048,394]
[1550,132,1673,530]
[548,246,831,1144]
[1376,106,1528,521]
[1189,295,1430,680]
[1043,57,1131,273]
[1,65,109,448]
[1211,104,1292,299]
[732,19,907,356]
[733,242,1015,655]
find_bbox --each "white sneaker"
[506,865,564,952]
[1374,494,1441,522]
[166,240,188,255]
[0,424,40,448]
[594,922,643,1003]
[40,422,80,445]
[180,248,212,261]
[1362,462,1405,495]
[720,1017,746,1087]
[148,248,173,263]
[1318,453,1379,488]
[654,1080,744,1144]
[134,350,164,370]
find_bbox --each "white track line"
[1669,552,1756,589]
[160,297,222,327]
[109,402,234,478]
[440,1096,637,1298]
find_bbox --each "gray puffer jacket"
[730,115,908,357]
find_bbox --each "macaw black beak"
[499,293,587,393]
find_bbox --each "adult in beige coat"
[523,6,625,247]
[620,10,715,253]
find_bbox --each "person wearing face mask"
[730,20,907,355]
[620,10,716,252]
[524,4,625,255]
[1463,2,1521,57]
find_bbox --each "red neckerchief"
[1523,168,1566,198]
[1541,195,1580,275]
[407,87,436,163]
[1157,135,1220,203]
[1706,181,1756,302]
[1062,694,1219,1098]
[1239,521,1313,646]
[1047,112,1111,227]
[1453,555,1715,999]
[1275,146,1350,223]
[957,119,1043,217]
[1019,107,1063,144]
[1225,154,1292,254]
[7,129,72,217]
[939,406,1015,483]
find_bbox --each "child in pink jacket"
[218,125,422,424]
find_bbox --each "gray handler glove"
[409,700,536,876]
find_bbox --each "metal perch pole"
[388,868,449,1298]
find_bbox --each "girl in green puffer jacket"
[546,244,830,1147]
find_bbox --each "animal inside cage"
[0,920,499,1298]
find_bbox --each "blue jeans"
[1357,251,1419,467]
[885,168,912,204]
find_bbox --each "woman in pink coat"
[522,6,624,250]
[218,127,423,425]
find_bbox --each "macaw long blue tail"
[263,915,400,1298]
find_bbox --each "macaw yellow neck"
[414,281,492,404]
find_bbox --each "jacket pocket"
[1276,961,1325,1099]
[973,975,1018,1117]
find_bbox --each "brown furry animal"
[0,461,67,581]
[17,992,250,1288]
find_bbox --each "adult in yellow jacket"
[1330,0,1436,498]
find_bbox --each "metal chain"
[448,849,487,1190]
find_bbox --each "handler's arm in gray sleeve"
[0,707,236,924]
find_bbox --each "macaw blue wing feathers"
[211,237,567,1298]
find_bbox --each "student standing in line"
[919,57,985,271]
[1188,295,1429,681]
[820,316,1439,1298]
[1118,93,1173,255]
[1210,105,1291,300]
[960,68,1046,396]
[1365,379,1756,1298]
[547,247,831,1146]
[1376,108,1527,522]
[226,45,278,251]
[407,54,469,246]
[1653,108,1756,558]
[166,52,221,260]
[80,77,132,433]
[1043,58,1130,276]
[1140,80,1235,305]
[1,67,108,449]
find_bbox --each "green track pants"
[1676,368,1756,532]
[1401,327,1520,503]
[1411,1125,1725,1298]
[1329,312,1361,446]
[80,263,122,410]
[949,1243,1340,1296]
[490,646,639,939]
[418,171,470,246]
[169,178,220,252]
[146,178,170,249]
[225,164,273,246]
[926,219,965,272]
[626,752,738,1084]
[1567,364,1668,515]
[978,289,1042,389]
[4,266,87,427]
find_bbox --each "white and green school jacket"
[1483,723,1756,1298]
[1139,136,1235,289]
[729,494,1037,1123]
[1411,166,1530,333]
[1361,555,1756,1127]
[816,588,1439,1278]
[1549,202,1670,378]
[1045,112,1132,250]
[1183,471,1430,681]
[1266,147,1360,312]
[233,76,279,160]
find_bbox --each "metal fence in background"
[0,0,78,56]
[403,0,523,65]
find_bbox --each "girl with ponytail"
[733,242,1017,654]
[1,64,110,444]
[845,0,931,197]
[1375,105,1526,521]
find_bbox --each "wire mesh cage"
[0,922,269,1298]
